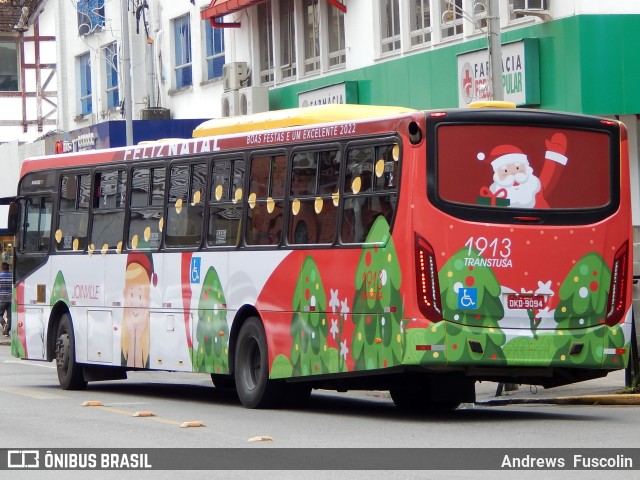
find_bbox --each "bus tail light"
[605,242,629,326]
[415,235,443,322]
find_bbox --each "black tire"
[55,314,87,390]
[210,374,235,390]
[234,317,285,408]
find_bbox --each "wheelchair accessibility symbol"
[190,257,201,284]
[457,287,477,309]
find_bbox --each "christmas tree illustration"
[290,255,339,376]
[351,216,404,370]
[50,270,70,307]
[554,253,610,330]
[193,266,230,374]
[549,252,618,366]
[438,247,506,364]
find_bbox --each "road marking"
[0,386,65,400]
[3,359,56,369]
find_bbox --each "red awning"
[201,0,346,28]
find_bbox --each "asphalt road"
[1,344,638,480]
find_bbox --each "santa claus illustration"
[481,133,568,208]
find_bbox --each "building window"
[409,0,431,46]
[77,0,106,36]
[440,0,463,39]
[303,0,320,73]
[380,0,401,54]
[279,0,296,80]
[173,14,192,89]
[204,20,225,80]
[0,41,19,91]
[258,2,274,84]
[103,43,119,109]
[327,1,345,67]
[78,52,92,115]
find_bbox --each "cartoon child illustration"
[481,133,568,208]
[121,252,157,368]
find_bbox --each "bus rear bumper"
[402,320,632,373]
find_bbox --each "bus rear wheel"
[55,314,87,390]
[234,317,285,408]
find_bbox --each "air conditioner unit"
[513,0,547,11]
[238,87,269,115]
[221,90,240,117]
[222,62,250,91]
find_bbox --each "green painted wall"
[270,15,640,116]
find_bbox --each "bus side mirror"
[6,201,19,236]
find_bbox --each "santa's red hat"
[478,144,529,171]
[126,251,158,286]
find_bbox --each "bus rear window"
[436,125,611,210]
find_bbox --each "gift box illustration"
[477,186,510,207]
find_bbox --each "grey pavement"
[475,368,640,406]
[2,339,638,405]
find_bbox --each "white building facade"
[2,0,640,230]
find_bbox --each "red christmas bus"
[6,103,636,410]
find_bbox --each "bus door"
[15,195,53,360]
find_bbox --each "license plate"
[507,294,545,309]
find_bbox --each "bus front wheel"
[234,317,284,408]
[55,314,87,390]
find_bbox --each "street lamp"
[443,0,503,101]
[120,0,134,146]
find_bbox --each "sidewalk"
[475,369,640,406]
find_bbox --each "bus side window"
[166,162,205,248]
[128,166,164,250]
[287,149,340,245]
[341,143,399,244]
[246,155,285,246]
[56,174,89,252]
[208,158,244,247]
[91,169,127,252]
[23,197,52,253]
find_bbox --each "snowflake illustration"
[329,288,340,312]
[340,339,349,360]
[330,318,339,339]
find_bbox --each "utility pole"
[487,0,503,100]
[121,0,134,146]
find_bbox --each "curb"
[478,394,640,406]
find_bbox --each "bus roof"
[192,104,417,137]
